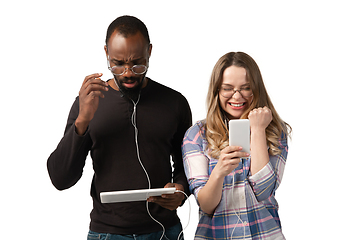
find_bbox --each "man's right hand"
[75,73,109,135]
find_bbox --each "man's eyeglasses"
[108,64,148,76]
[219,86,253,98]
[106,54,148,75]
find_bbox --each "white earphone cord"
[230,161,247,240]
[130,96,190,240]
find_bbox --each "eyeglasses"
[108,64,148,76]
[219,86,253,98]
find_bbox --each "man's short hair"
[105,15,150,46]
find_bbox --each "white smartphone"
[229,119,250,153]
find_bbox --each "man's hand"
[75,73,108,135]
[147,183,185,211]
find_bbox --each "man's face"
[105,31,152,98]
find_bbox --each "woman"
[182,52,291,239]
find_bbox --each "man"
[47,16,192,240]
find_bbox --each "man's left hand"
[147,183,185,211]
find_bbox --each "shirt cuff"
[248,162,275,190]
[72,123,89,137]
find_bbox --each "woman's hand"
[213,146,250,178]
[248,106,272,131]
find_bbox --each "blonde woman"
[182,52,291,239]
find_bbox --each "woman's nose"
[232,90,243,100]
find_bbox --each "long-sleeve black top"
[47,78,192,235]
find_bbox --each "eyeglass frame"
[107,59,148,76]
[218,86,254,98]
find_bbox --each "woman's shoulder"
[184,120,206,140]
[188,120,205,132]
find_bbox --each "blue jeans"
[87,223,183,240]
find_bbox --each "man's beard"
[114,75,145,101]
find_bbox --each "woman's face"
[219,66,253,120]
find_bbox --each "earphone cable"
[131,95,166,240]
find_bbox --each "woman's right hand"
[197,146,249,215]
[213,146,250,177]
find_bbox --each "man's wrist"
[75,118,89,136]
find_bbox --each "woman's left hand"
[248,106,272,131]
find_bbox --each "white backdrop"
[1,1,359,239]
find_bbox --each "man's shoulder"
[147,78,187,99]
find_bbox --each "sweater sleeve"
[171,96,192,196]
[47,98,92,190]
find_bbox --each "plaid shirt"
[182,121,288,240]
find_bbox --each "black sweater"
[47,79,192,234]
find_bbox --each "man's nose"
[122,67,135,77]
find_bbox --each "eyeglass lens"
[111,65,147,75]
[220,87,253,98]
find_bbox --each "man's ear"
[104,45,109,59]
[148,44,152,58]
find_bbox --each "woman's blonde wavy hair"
[205,52,291,159]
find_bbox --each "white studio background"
[1,1,359,239]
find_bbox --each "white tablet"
[229,119,250,153]
[100,187,177,203]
